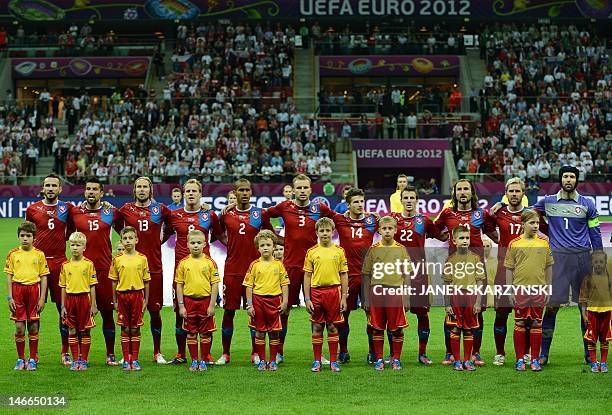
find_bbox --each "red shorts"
[183,296,216,334]
[95,269,114,312]
[447,295,479,329]
[117,290,144,328]
[64,293,96,331]
[409,273,431,314]
[584,310,612,343]
[147,272,163,312]
[46,256,66,303]
[514,306,544,321]
[223,274,246,310]
[10,283,40,321]
[310,285,344,325]
[368,304,408,331]
[287,267,304,307]
[249,295,283,332]
[346,275,361,311]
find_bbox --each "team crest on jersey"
[365,216,374,225]
[59,205,66,213]
[253,210,260,219]
[416,218,423,225]
[574,207,581,215]
[152,206,159,215]
[474,210,481,219]
[202,212,209,221]
[103,206,111,215]
[310,205,317,213]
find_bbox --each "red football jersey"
[390,212,442,261]
[118,201,171,275]
[434,207,496,254]
[333,212,378,277]
[166,208,222,267]
[25,200,71,259]
[494,206,548,259]
[68,204,121,270]
[265,200,333,269]
[220,205,273,277]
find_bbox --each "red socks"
[529,327,542,359]
[28,333,39,361]
[601,343,608,363]
[15,334,26,360]
[328,332,339,362]
[392,332,404,360]
[81,334,91,361]
[514,324,527,361]
[187,337,199,361]
[463,333,473,362]
[450,331,461,362]
[372,331,384,360]
[417,313,429,356]
[312,334,324,361]
[269,336,280,363]
[120,332,130,362]
[68,334,79,360]
[255,337,266,362]
[131,335,140,360]
[199,336,212,360]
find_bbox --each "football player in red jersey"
[390,185,448,365]
[216,178,274,365]
[434,179,498,366]
[118,177,171,364]
[67,177,122,366]
[331,188,378,364]
[25,173,72,364]
[164,179,223,364]
[265,174,334,362]
[491,177,537,366]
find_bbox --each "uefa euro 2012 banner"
[1,0,609,22]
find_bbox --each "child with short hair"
[303,217,349,372]
[580,250,611,373]
[443,225,485,372]
[115,241,124,255]
[110,226,150,371]
[505,209,554,372]
[244,230,289,371]
[175,230,219,371]
[5,221,49,371]
[273,244,284,262]
[362,216,411,371]
[60,232,97,371]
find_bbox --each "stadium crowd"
[458,24,610,183]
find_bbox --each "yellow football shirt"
[243,258,290,296]
[443,251,486,287]
[362,241,411,287]
[175,254,220,298]
[109,252,151,291]
[504,235,554,286]
[59,258,97,294]
[303,244,348,287]
[579,272,612,312]
[4,247,49,285]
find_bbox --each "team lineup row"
[5,168,610,373]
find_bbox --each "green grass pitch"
[0,218,610,414]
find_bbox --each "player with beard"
[434,179,498,366]
[68,177,122,365]
[264,174,334,362]
[216,178,274,365]
[25,174,72,364]
[330,188,378,363]
[390,185,447,365]
[118,177,171,364]
[490,178,548,365]
[164,179,223,365]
